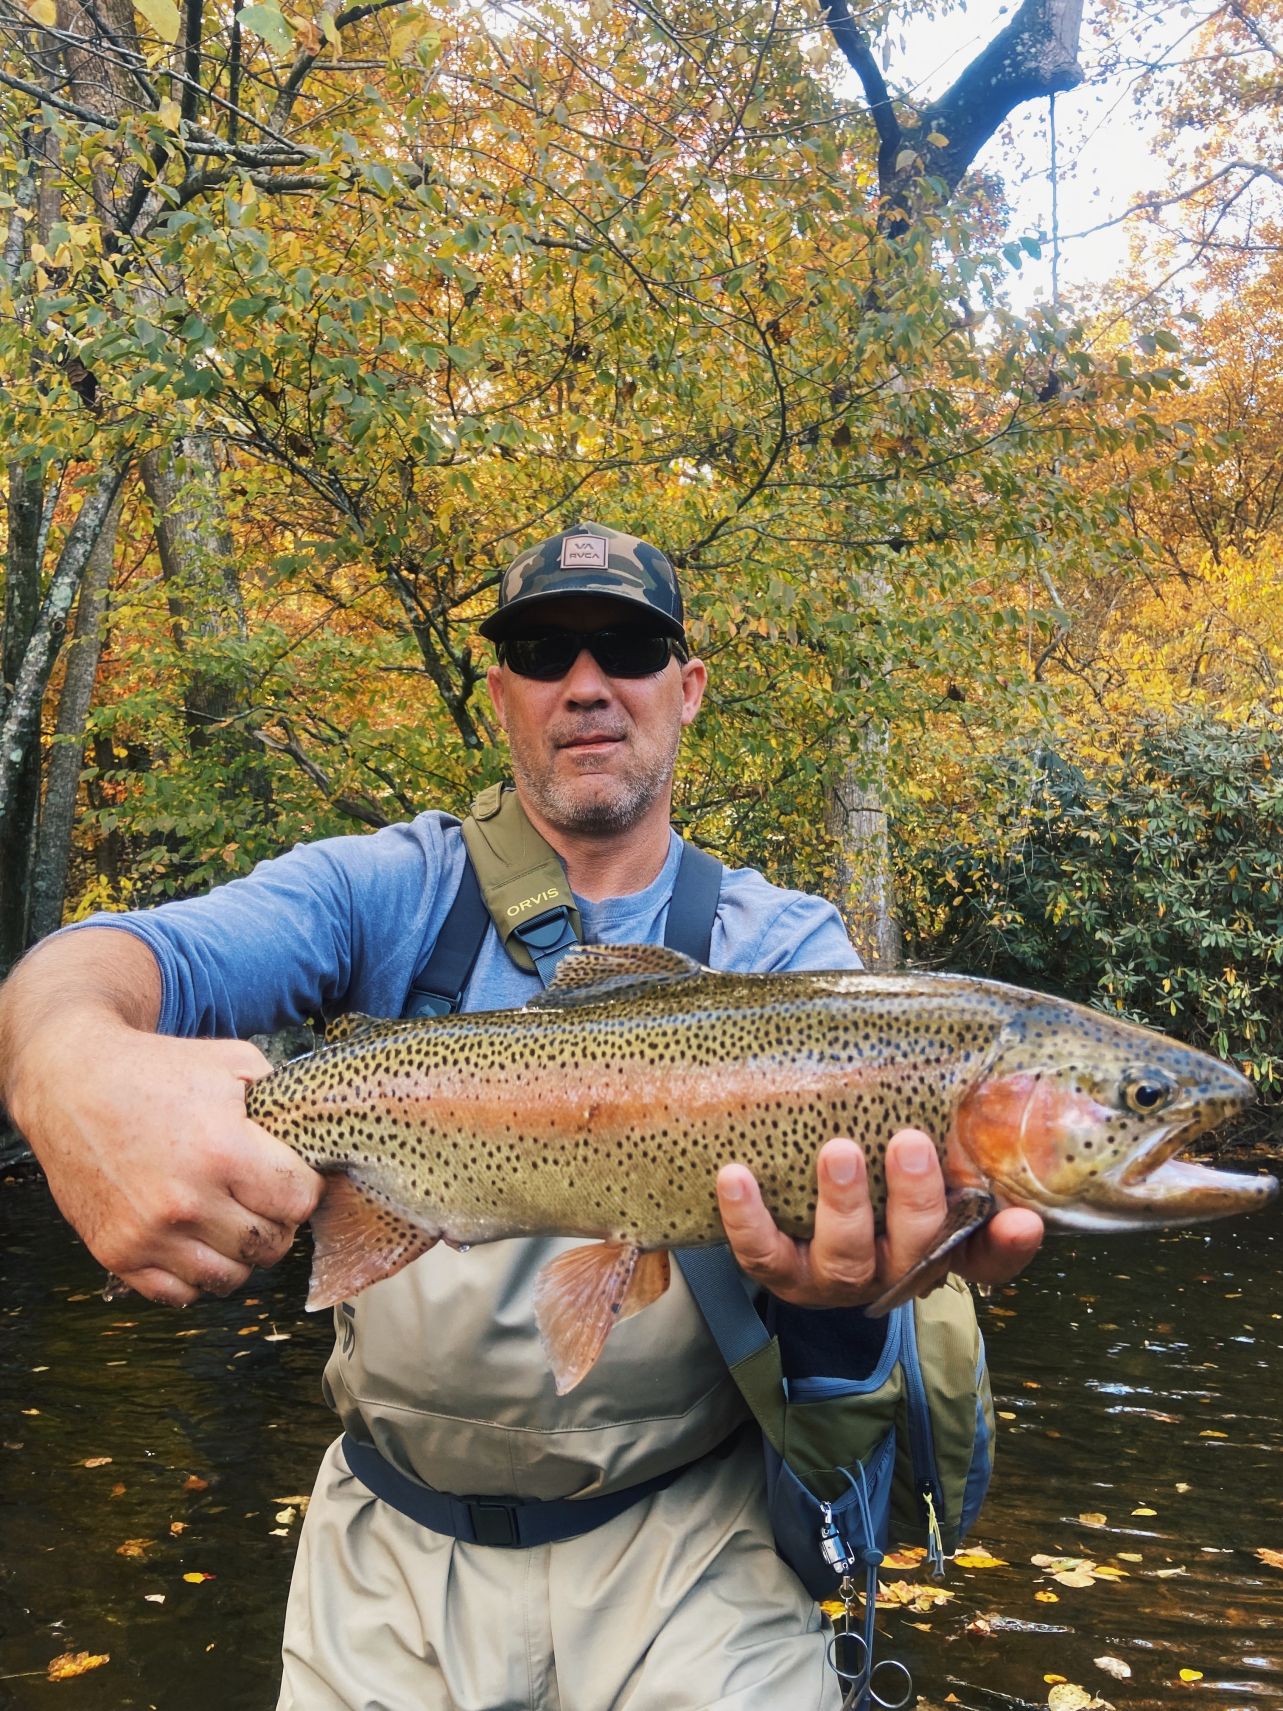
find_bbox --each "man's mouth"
[558,732,626,752]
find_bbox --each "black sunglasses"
[498,626,687,681]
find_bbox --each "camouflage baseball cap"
[479,522,685,642]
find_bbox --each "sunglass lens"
[502,630,675,679]
[594,633,673,676]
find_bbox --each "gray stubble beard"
[511,727,681,838]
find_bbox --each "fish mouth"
[1088,1091,1276,1228]
[1116,1082,1254,1189]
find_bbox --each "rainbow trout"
[245,945,1274,1392]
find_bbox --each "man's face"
[486,596,707,837]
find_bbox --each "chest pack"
[384,786,993,1633]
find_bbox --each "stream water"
[1,1164,1279,1710]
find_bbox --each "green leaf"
[238,3,294,51]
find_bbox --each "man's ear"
[487,663,507,732]
[679,657,707,727]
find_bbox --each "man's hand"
[28,1027,324,1306]
[716,1130,1043,1307]
[1,930,323,1307]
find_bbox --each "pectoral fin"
[533,1243,672,1394]
[306,1174,438,1310]
[864,1188,996,1318]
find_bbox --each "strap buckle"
[403,989,458,1018]
[511,905,580,982]
[466,1498,521,1547]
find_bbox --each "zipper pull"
[920,1482,946,1578]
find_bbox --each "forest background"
[2,0,1281,1106]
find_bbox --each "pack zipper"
[898,1302,947,1576]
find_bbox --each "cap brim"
[479,589,686,644]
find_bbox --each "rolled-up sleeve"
[64,816,458,1039]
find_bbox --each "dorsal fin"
[324,1012,402,1046]
[525,944,707,1010]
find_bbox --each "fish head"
[946,999,1275,1230]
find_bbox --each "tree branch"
[821,0,901,185]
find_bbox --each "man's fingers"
[955,1207,1044,1286]
[717,1164,804,1292]
[808,1140,877,1298]
[116,1266,200,1307]
[881,1129,949,1286]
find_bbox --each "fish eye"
[1121,1071,1175,1114]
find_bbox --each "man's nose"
[560,646,614,702]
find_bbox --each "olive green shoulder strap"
[460,783,583,978]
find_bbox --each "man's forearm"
[0,927,163,1122]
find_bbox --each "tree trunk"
[825,727,901,971]
[818,0,1087,963]
[28,487,125,941]
[141,434,248,744]
[0,467,46,968]
[0,461,130,866]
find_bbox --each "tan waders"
[278,1431,840,1711]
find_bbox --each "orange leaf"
[1255,1548,1283,1570]
[47,1652,110,1680]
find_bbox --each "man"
[0,523,1042,1710]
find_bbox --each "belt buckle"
[467,1498,521,1547]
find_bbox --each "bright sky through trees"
[888,0,1216,303]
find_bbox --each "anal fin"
[306,1173,438,1310]
[864,1187,996,1318]
[533,1243,671,1394]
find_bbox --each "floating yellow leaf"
[47,1651,110,1680]
[1044,1675,1068,1685]
[1091,1565,1130,1580]
[274,1506,297,1525]
[169,1521,187,1535]
[116,1538,155,1558]
[1131,1506,1157,1516]
[272,1495,311,1508]
[1256,1547,1283,1570]
[1117,1552,1143,1563]
[1079,1512,1107,1527]
[82,1456,113,1468]
[182,1571,215,1583]
[955,1549,1008,1568]
[881,1546,926,1569]
[183,1475,209,1492]
[998,1410,1017,1420]
[875,1579,955,1612]
[1175,1483,1191,1494]
[1054,1568,1098,1587]
[1179,1669,1203,1682]
[1198,1430,1227,1439]
[1034,1590,1060,1603]
[1047,1687,1112,1711]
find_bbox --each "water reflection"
[1,1168,1279,1709]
